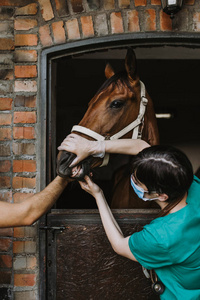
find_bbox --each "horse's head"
[57,48,159,180]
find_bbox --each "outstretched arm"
[0,176,69,228]
[79,176,137,262]
[58,134,150,166]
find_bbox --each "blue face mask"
[130,176,158,202]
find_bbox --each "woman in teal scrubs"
[58,135,200,299]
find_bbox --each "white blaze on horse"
[57,48,159,208]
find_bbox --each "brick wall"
[0,0,199,299]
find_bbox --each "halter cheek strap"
[71,81,148,167]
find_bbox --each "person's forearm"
[24,176,69,225]
[104,139,150,156]
[0,176,69,228]
[95,191,124,252]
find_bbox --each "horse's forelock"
[89,71,133,106]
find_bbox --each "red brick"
[14,19,37,31]
[38,0,54,21]
[81,16,95,37]
[13,240,36,253]
[14,291,37,300]
[13,192,33,203]
[13,142,35,155]
[0,271,11,284]
[193,12,200,31]
[151,0,161,4]
[13,255,37,270]
[12,177,36,189]
[135,0,146,6]
[0,69,13,80]
[0,22,11,34]
[144,9,156,31]
[15,34,38,46]
[0,128,12,140]
[55,0,69,16]
[13,227,25,237]
[15,3,38,15]
[52,21,66,44]
[13,256,26,270]
[94,14,108,36]
[0,228,13,236]
[15,95,36,108]
[0,113,12,125]
[110,12,124,33]
[13,241,24,253]
[14,80,37,92]
[0,176,11,188]
[0,160,11,172]
[66,19,80,40]
[71,0,84,13]
[160,11,172,31]
[0,38,14,50]
[14,112,36,124]
[0,98,12,110]
[0,0,32,5]
[0,255,12,268]
[13,160,36,173]
[104,0,115,9]
[0,144,11,156]
[13,127,35,139]
[39,24,53,47]
[27,256,37,269]
[14,226,36,238]
[14,50,37,62]
[119,0,130,8]
[185,0,195,4]
[127,10,140,32]
[0,191,12,202]
[14,273,36,287]
[0,238,12,251]
[15,65,37,78]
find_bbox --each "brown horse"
[57,48,159,208]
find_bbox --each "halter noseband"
[71,81,148,167]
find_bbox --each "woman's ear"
[158,194,169,202]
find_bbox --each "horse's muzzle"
[57,150,92,180]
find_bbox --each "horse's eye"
[110,100,124,109]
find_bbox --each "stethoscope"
[142,267,165,295]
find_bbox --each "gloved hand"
[57,133,105,166]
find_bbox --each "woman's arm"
[58,134,150,166]
[104,139,150,155]
[79,176,137,262]
[0,176,69,228]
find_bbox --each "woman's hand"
[58,134,105,166]
[79,175,102,198]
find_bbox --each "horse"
[57,48,160,208]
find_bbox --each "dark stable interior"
[53,56,200,209]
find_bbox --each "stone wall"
[0,0,199,299]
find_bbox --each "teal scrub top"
[128,176,200,300]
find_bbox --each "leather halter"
[71,81,148,167]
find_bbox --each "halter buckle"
[142,97,148,105]
[104,136,111,140]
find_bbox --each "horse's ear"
[105,63,115,79]
[125,48,138,82]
